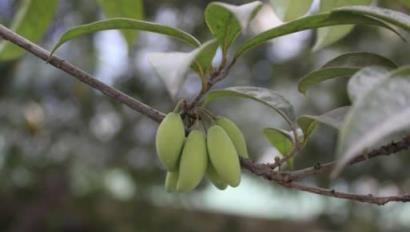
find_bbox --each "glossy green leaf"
[271,0,313,21]
[297,117,317,143]
[299,106,351,132]
[313,0,372,50]
[51,18,201,55]
[347,66,390,102]
[334,69,410,174]
[148,40,218,99]
[298,106,351,144]
[97,0,144,48]
[335,5,410,31]
[205,1,263,53]
[234,10,402,59]
[263,128,294,168]
[298,52,397,94]
[0,0,58,60]
[298,68,358,94]
[263,128,293,154]
[389,65,410,76]
[191,41,219,77]
[204,86,296,126]
[322,52,397,68]
[398,0,410,8]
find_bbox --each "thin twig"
[279,182,410,206]
[188,58,236,110]
[0,24,165,123]
[241,135,410,205]
[241,158,410,205]
[283,135,410,181]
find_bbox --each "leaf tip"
[297,84,307,95]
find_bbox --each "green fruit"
[177,130,208,192]
[216,117,249,158]
[207,125,241,187]
[155,112,185,171]
[207,162,227,190]
[165,171,179,192]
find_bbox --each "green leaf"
[347,66,390,102]
[298,68,358,94]
[205,1,263,54]
[263,128,294,155]
[398,0,410,9]
[271,0,313,21]
[203,86,296,127]
[51,18,201,55]
[335,5,410,31]
[297,117,317,143]
[191,41,219,77]
[263,128,294,168]
[298,52,397,94]
[97,0,144,48]
[299,106,351,132]
[148,40,218,99]
[389,65,410,76]
[0,0,58,60]
[322,52,397,68]
[334,69,410,174]
[313,0,373,50]
[234,11,402,59]
[298,106,351,144]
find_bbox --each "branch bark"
[0,24,165,123]
[241,135,410,205]
[283,135,410,181]
[241,158,410,205]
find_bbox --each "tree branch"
[283,134,410,181]
[241,134,410,205]
[2,23,410,205]
[278,181,410,206]
[0,24,165,123]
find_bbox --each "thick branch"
[0,24,165,123]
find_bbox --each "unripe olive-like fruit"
[177,130,208,192]
[165,171,179,192]
[207,162,227,190]
[207,125,241,187]
[216,117,249,158]
[155,112,185,171]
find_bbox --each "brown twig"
[283,135,410,181]
[279,182,410,206]
[0,24,165,123]
[188,58,236,110]
[241,135,410,205]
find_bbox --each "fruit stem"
[198,108,217,124]
[173,99,185,113]
[191,119,206,133]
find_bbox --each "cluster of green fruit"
[155,112,248,192]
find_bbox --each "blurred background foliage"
[1,0,410,231]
